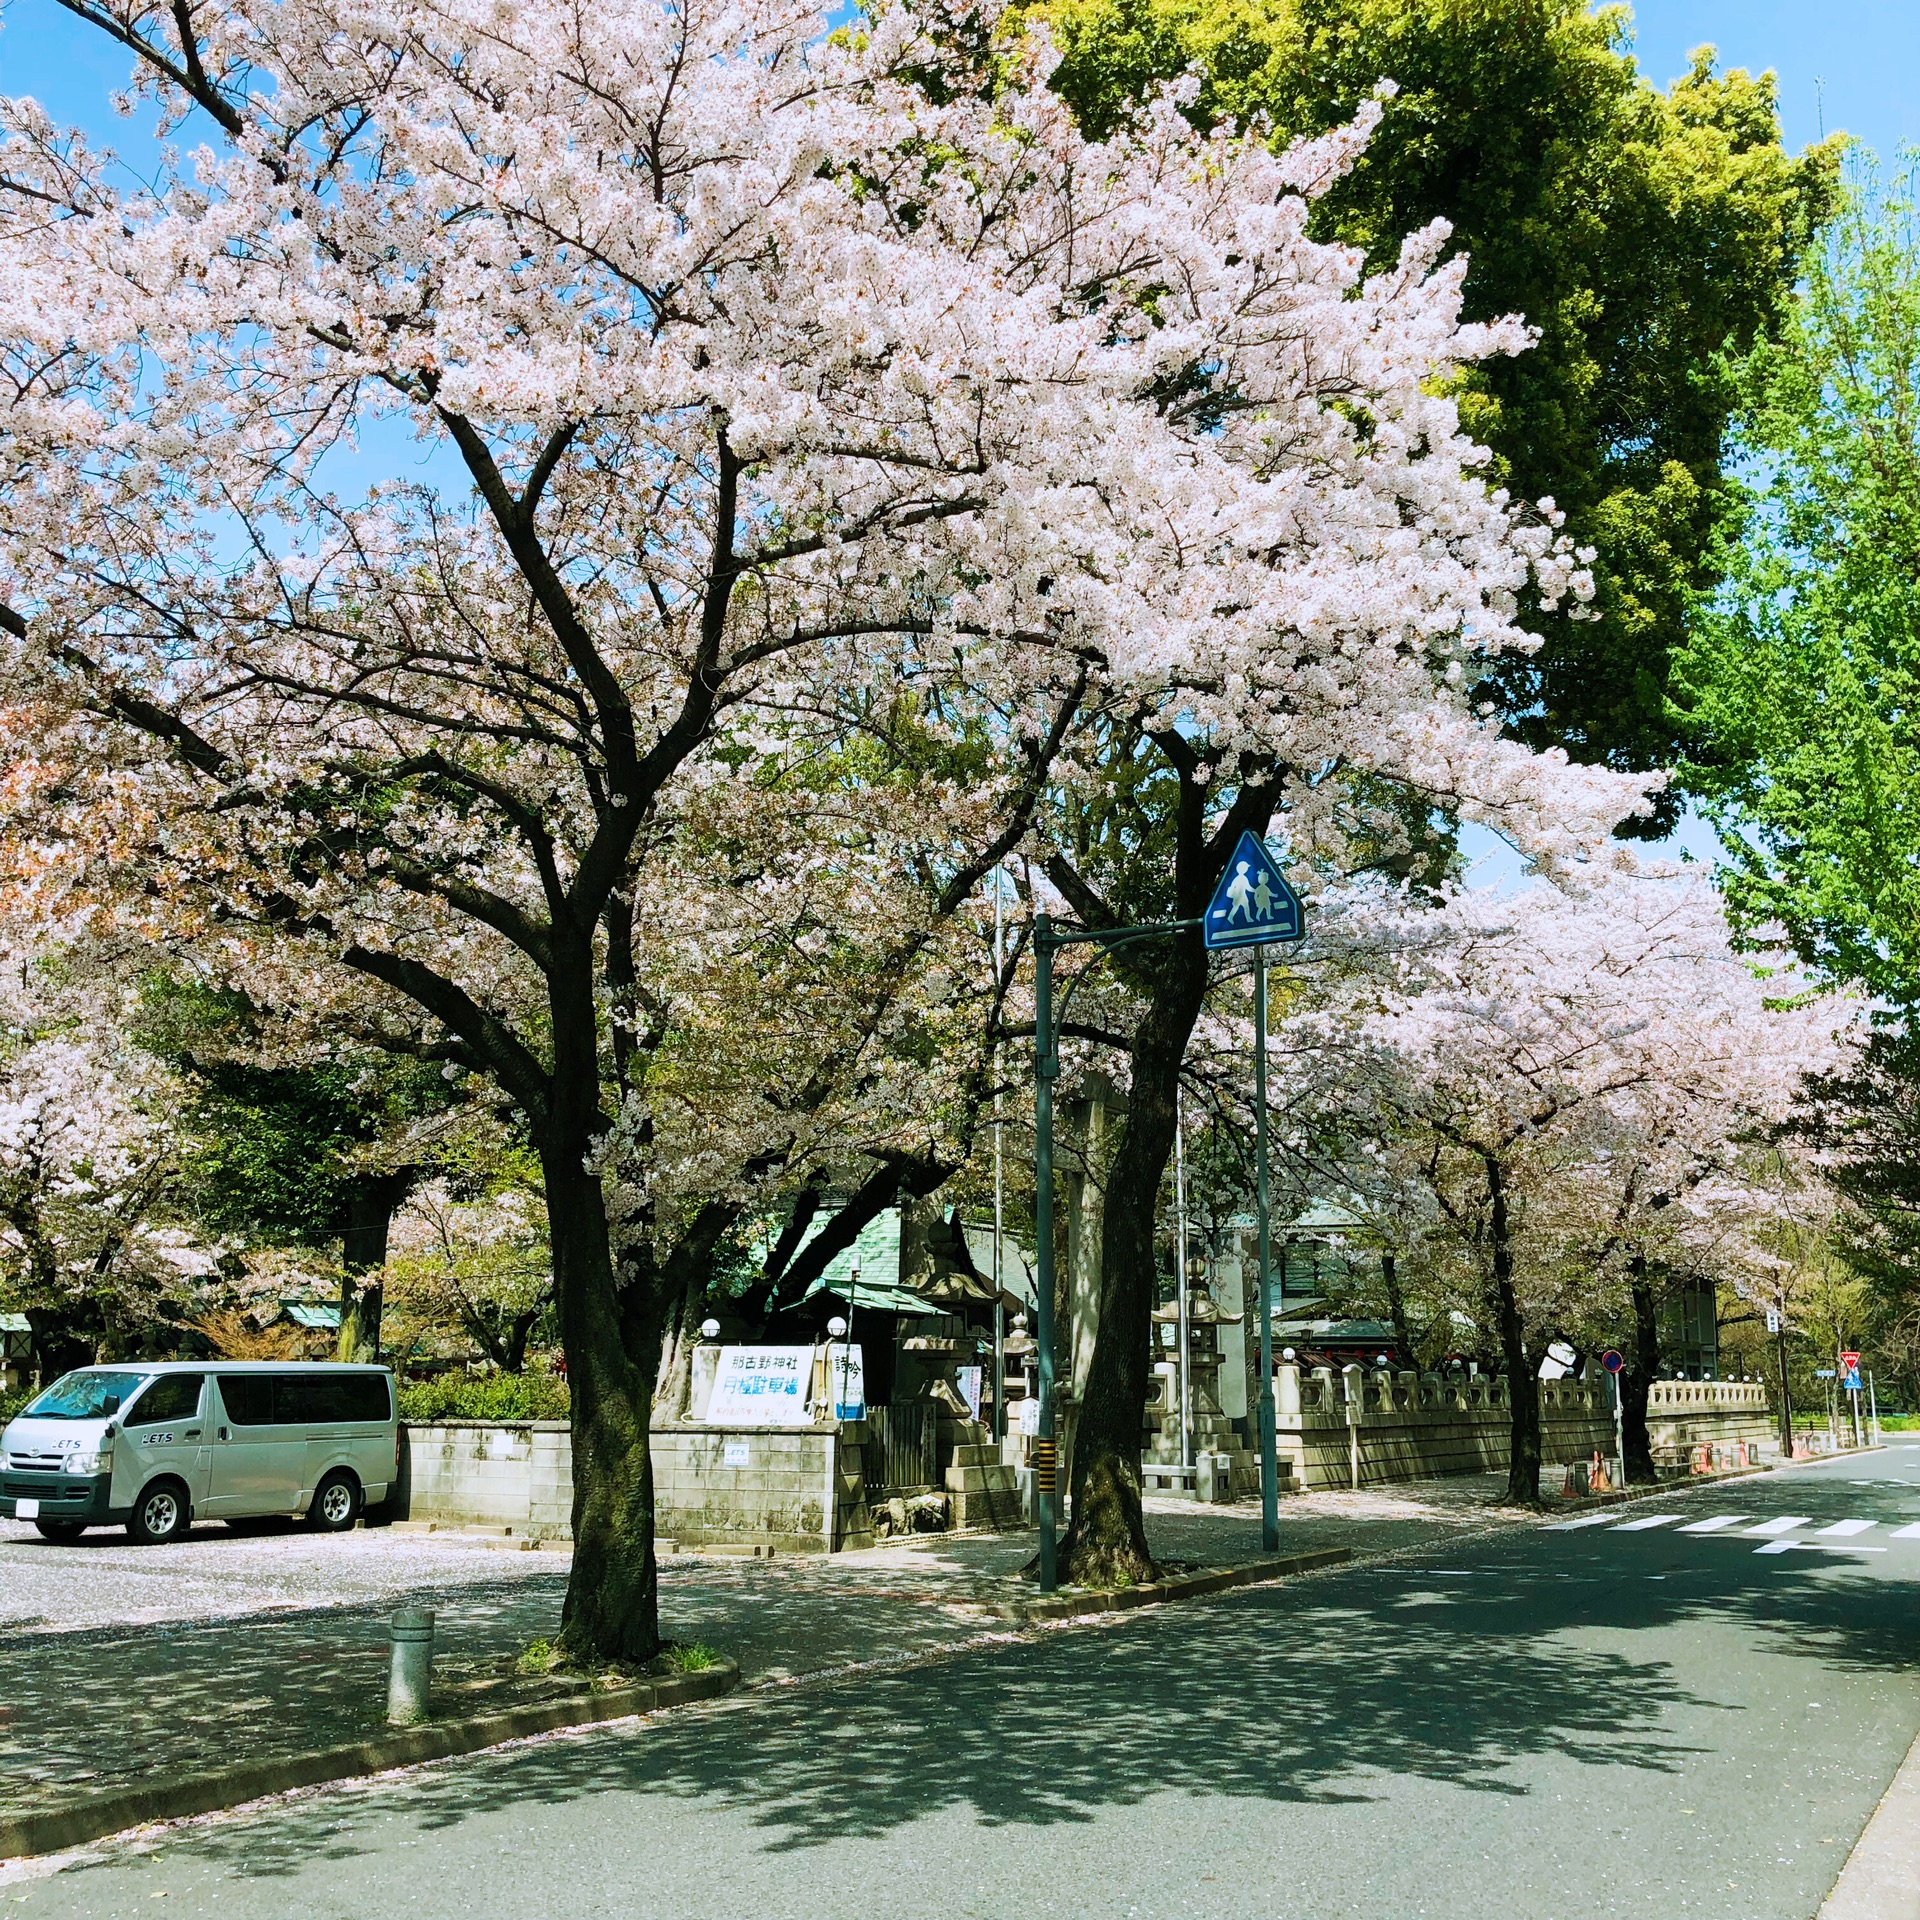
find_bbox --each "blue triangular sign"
[1204,831,1304,950]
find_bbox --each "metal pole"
[1775,1302,1793,1458]
[1870,1370,1881,1447]
[993,880,1006,1446]
[1254,948,1279,1553]
[1175,1086,1192,1479]
[1032,916,1059,1591]
[1612,1366,1625,1494]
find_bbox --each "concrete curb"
[1005,1546,1352,1622]
[1819,1717,1920,1918]
[0,1659,739,1864]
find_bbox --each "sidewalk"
[0,1479,1519,1820]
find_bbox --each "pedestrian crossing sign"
[1203,831,1305,950]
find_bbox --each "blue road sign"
[1601,1349,1625,1374]
[1204,831,1305,950]
[1842,1367,1862,1392]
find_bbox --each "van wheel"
[309,1470,360,1532]
[34,1519,86,1542]
[128,1481,190,1544]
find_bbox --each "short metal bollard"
[388,1608,436,1725]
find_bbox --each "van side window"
[216,1376,274,1426]
[126,1374,204,1426]
[272,1374,392,1424]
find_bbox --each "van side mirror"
[102,1396,120,1416]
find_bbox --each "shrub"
[0,1386,29,1428]
[397,1372,569,1423]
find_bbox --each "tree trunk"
[1488,1158,1542,1504]
[337,1172,410,1364]
[1058,948,1207,1587]
[1382,1251,1411,1361]
[1622,1268,1661,1484]
[549,1151,662,1668]
[1048,765,1281,1587]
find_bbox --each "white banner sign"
[706,1346,814,1427]
[828,1343,866,1421]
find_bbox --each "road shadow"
[28,1504,1920,1885]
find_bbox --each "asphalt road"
[8,1446,1919,1920]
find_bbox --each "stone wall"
[1646,1379,1775,1466]
[400,1419,872,1550]
[402,1374,1782,1535]
[1275,1365,1778,1490]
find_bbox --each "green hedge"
[397,1373,570,1423]
[0,1386,29,1429]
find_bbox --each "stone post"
[388,1608,435,1725]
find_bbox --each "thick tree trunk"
[1622,1268,1661,1484]
[1488,1158,1542,1505]
[1058,948,1207,1587]
[337,1172,410,1363]
[550,1151,662,1667]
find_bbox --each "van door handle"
[184,1429,202,1439]
[217,1427,230,1440]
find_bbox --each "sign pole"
[1254,947,1279,1553]
[1774,1299,1793,1457]
[1032,915,1060,1593]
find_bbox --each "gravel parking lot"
[0,1516,565,1634]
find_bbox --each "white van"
[0,1361,398,1544]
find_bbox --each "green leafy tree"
[138,976,453,1352]
[1029,0,1839,816]
[1678,167,1920,1000]
[1676,167,1920,1412]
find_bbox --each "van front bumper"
[0,1471,118,1523]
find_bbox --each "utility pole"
[992,877,1006,1445]
[1174,1086,1192,1481]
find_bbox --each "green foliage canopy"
[1676,169,1920,1005]
[1028,0,1839,820]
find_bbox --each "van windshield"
[21,1371,148,1420]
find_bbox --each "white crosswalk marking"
[1891,1523,1920,1539]
[1613,1514,1680,1531]
[1678,1515,1748,1533]
[1818,1519,1876,1536]
[1549,1513,1618,1530]
[1746,1516,1813,1536]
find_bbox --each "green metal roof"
[283,1303,342,1331]
[802,1274,941,1317]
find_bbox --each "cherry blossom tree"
[1276,871,1854,1501]
[0,0,1659,1630]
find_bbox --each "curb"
[0,1659,739,1864]
[1819,1715,1920,1919]
[1005,1546,1352,1622]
